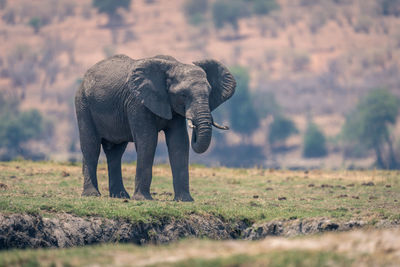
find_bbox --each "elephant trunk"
[189,106,212,154]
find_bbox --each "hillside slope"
[0,0,399,166]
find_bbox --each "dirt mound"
[0,213,398,249]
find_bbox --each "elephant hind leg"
[76,109,101,197]
[102,140,130,199]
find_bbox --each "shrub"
[253,91,280,118]
[395,30,400,48]
[123,30,137,43]
[214,65,259,136]
[303,122,327,158]
[250,0,279,16]
[0,0,6,10]
[228,66,260,135]
[309,10,327,34]
[211,143,265,167]
[103,45,116,58]
[291,52,310,72]
[212,0,249,34]
[7,45,38,99]
[184,0,208,15]
[381,0,400,17]
[268,115,298,146]
[82,4,92,19]
[209,0,279,35]
[265,49,277,63]
[299,0,320,6]
[187,13,205,26]
[1,8,15,24]
[342,89,399,168]
[0,94,52,160]
[93,0,130,15]
[353,16,372,34]
[62,2,76,17]
[56,1,76,21]
[92,0,131,25]
[28,17,44,34]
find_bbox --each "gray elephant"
[75,54,236,201]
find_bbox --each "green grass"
[0,161,399,224]
[0,244,353,267]
[4,234,395,267]
[2,231,397,266]
[167,251,353,267]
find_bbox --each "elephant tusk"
[212,121,229,130]
[187,119,196,129]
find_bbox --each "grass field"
[0,241,355,267]
[0,161,399,266]
[2,228,400,266]
[0,161,399,224]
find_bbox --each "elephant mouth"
[187,118,229,130]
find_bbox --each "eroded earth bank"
[1,213,399,249]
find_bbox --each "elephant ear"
[193,59,236,111]
[128,59,172,120]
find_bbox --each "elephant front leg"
[165,118,193,202]
[103,141,130,199]
[133,131,158,200]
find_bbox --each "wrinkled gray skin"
[75,55,236,201]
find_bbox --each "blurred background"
[0,0,399,169]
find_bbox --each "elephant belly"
[91,111,133,144]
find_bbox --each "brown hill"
[0,0,399,167]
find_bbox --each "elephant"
[75,54,236,201]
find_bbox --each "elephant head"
[129,56,236,154]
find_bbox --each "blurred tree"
[93,0,131,44]
[299,0,320,6]
[6,45,38,100]
[253,90,298,149]
[211,66,264,166]
[225,66,260,135]
[92,0,131,26]
[303,122,327,158]
[0,0,6,10]
[248,0,279,16]
[211,143,265,167]
[0,94,52,160]
[183,0,208,26]
[342,89,399,168]
[381,0,400,17]
[253,91,281,118]
[38,35,75,101]
[2,8,15,25]
[268,115,298,146]
[28,17,44,34]
[212,0,248,36]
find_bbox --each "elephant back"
[83,54,135,104]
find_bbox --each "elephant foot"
[110,190,130,199]
[81,188,101,197]
[133,191,153,201]
[174,193,194,202]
